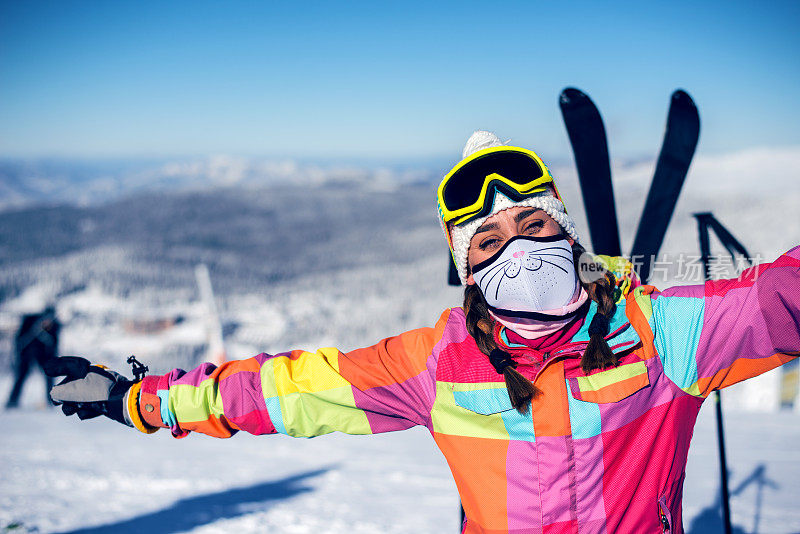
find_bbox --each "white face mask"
[472,235,578,318]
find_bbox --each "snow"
[683,406,800,534]
[0,401,460,533]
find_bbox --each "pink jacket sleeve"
[135,309,450,438]
[648,245,800,397]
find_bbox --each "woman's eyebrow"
[515,208,542,223]
[474,221,499,235]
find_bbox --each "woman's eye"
[479,237,500,250]
[524,221,544,234]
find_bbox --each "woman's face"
[465,207,573,285]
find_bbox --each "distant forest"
[0,183,443,301]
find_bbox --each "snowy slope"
[0,407,460,534]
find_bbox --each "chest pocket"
[568,360,650,403]
[449,382,536,440]
[452,384,514,415]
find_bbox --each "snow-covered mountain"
[0,156,442,211]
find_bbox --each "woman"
[47,131,800,533]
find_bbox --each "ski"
[630,90,700,282]
[559,87,622,257]
[448,252,461,286]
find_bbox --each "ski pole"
[695,212,731,534]
[694,211,752,534]
[712,390,732,534]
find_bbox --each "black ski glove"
[44,356,134,426]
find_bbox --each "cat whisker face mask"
[471,235,578,319]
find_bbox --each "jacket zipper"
[660,513,671,532]
[657,496,672,533]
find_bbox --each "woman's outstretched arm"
[134,309,453,438]
[638,245,800,398]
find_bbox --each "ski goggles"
[437,146,559,227]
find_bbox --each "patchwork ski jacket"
[136,246,800,533]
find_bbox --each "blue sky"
[1,0,798,162]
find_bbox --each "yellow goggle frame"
[437,146,559,227]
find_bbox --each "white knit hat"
[443,131,580,284]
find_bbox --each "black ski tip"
[671,89,697,110]
[559,87,590,107]
[669,88,700,133]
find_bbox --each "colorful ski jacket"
[136,246,800,533]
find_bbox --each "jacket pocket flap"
[452,384,514,415]
[568,361,650,403]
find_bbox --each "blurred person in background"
[44,132,800,533]
[6,305,59,409]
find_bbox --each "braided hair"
[463,242,618,414]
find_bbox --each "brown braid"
[463,283,541,414]
[572,242,619,373]
[462,242,620,413]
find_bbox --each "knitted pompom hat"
[439,131,580,284]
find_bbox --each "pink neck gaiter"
[489,285,589,340]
